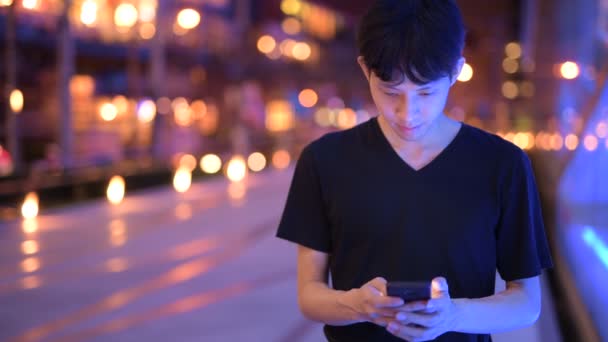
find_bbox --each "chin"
[392,123,428,141]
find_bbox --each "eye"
[419,92,435,97]
[384,92,399,97]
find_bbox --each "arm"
[452,276,541,333]
[297,245,360,325]
[297,245,404,326]
[387,276,541,341]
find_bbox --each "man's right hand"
[345,277,405,327]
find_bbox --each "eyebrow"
[381,83,434,91]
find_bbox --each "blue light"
[582,226,608,269]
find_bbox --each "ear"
[450,57,466,86]
[357,56,371,82]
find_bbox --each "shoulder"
[461,124,528,164]
[303,119,374,161]
[461,125,535,191]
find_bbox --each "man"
[276,1,553,341]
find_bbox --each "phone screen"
[386,281,431,303]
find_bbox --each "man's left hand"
[386,277,458,341]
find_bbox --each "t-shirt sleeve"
[276,144,332,253]
[496,149,553,281]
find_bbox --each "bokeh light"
[21,192,39,219]
[139,23,156,39]
[138,0,156,22]
[247,152,267,172]
[10,89,24,113]
[272,150,291,169]
[505,42,522,59]
[336,108,357,129]
[550,133,564,151]
[200,154,222,174]
[80,0,98,26]
[21,240,39,255]
[21,257,40,273]
[173,167,192,193]
[282,17,302,35]
[226,156,248,182]
[100,102,118,121]
[22,219,38,234]
[280,39,297,57]
[257,35,276,54]
[177,8,201,30]
[583,135,598,151]
[137,99,156,123]
[22,0,38,10]
[565,134,579,150]
[114,3,138,28]
[292,42,312,61]
[595,121,607,138]
[502,81,518,99]
[457,63,473,82]
[281,0,302,15]
[21,275,41,290]
[298,89,318,108]
[513,132,533,150]
[266,100,295,132]
[560,61,580,80]
[107,176,126,205]
[502,58,519,74]
[179,154,197,172]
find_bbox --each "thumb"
[431,277,449,298]
[369,277,388,295]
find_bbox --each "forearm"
[299,282,363,326]
[452,287,540,334]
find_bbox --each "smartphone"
[386,281,431,303]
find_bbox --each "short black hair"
[357,0,466,85]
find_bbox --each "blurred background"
[0,0,606,341]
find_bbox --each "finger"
[365,284,384,297]
[403,311,439,328]
[372,316,393,327]
[431,277,449,298]
[387,321,427,339]
[362,281,389,300]
[373,295,404,308]
[386,322,427,341]
[417,307,438,314]
[425,298,449,311]
[368,277,388,294]
[377,308,401,317]
[400,300,428,312]
[394,312,410,324]
[368,308,401,319]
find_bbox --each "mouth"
[395,123,422,133]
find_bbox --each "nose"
[395,94,419,123]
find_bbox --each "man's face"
[368,72,453,142]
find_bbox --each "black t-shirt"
[276,117,553,342]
